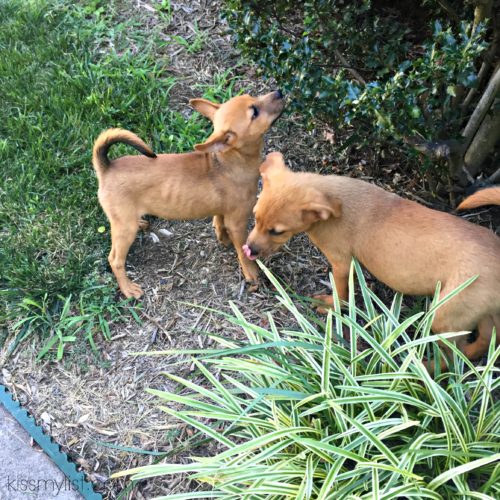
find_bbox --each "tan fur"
[93,128,157,175]
[245,153,500,367]
[457,186,500,210]
[94,92,284,298]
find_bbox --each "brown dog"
[244,152,500,365]
[93,91,284,298]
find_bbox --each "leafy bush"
[223,1,493,181]
[117,262,500,498]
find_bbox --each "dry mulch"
[2,1,499,498]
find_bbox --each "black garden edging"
[0,384,102,500]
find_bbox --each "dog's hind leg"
[430,295,494,371]
[427,297,469,372]
[108,217,143,299]
[224,213,258,286]
[460,316,496,361]
[213,215,231,247]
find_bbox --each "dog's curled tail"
[457,187,500,210]
[92,128,157,177]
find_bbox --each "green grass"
[116,262,500,498]
[169,22,208,54]
[0,0,238,359]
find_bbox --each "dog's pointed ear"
[194,131,235,153]
[260,152,286,182]
[301,194,342,224]
[189,98,220,121]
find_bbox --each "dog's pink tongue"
[242,244,256,260]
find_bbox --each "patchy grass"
[0,0,236,360]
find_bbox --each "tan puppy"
[93,91,284,298]
[244,152,500,365]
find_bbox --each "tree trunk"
[463,99,500,175]
[472,0,493,33]
[448,62,500,184]
[462,63,500,144]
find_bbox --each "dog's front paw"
[312,294,334,314]
[247,280,259,293]
[120,280,144,299]
[243,262,259,287]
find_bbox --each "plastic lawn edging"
[0,384,102,500]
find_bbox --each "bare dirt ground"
[3,1,499,498]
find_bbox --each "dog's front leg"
[313,259,349,313]
[224,214,259,287]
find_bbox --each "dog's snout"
[249,245,259,257]
[242,243,260,261]
[274,89,283,100]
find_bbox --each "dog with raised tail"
[93,91,284,298]
[458,186,500,210]
[244,152,500,368]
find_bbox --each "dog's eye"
[269,228,284,236]
[251,105,259,120]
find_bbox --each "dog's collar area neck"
[211,152,223,168]
[211,147,262,172]
[210,150,243,167]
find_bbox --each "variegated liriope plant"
[115,261,500,499]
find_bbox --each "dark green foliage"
[224,1,487,160]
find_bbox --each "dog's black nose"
[249,245,259,257]
[274,89,283,100]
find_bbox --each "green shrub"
[223,1,492,181]
[117,262,500,498]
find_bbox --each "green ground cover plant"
[117,262,500,498]
[0,0,227,358]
